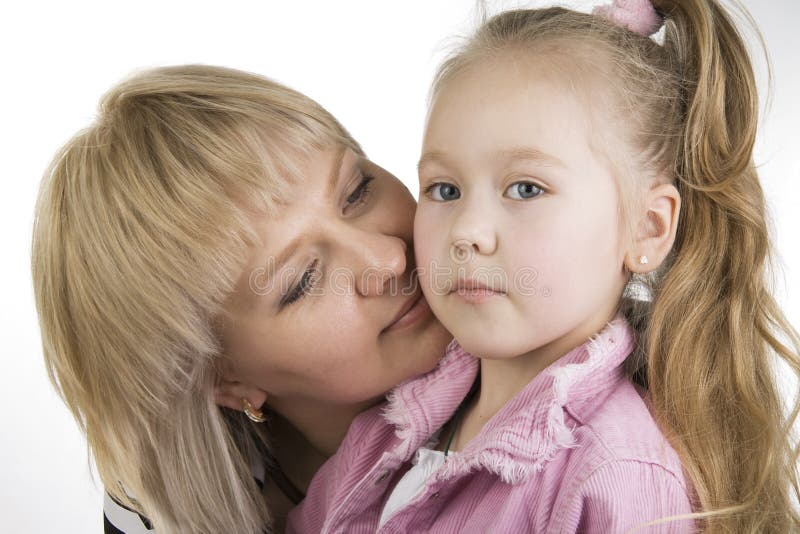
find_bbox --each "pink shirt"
[287,314,697,533]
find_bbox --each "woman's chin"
[412,320,454,373]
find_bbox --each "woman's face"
[221,146,452,407]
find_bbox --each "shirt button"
[375,471,390,484]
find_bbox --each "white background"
[1,1,797,532]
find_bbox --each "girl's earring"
[638,255,649,265]
[242,398,266,423]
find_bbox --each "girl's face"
[222,146,452,406]
[415,56,630,361]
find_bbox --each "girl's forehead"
[432,46,620,119]
[423,54,624,170]
[426,70,587,145]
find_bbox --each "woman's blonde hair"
[31,64,362,533]
[430,1,800,532]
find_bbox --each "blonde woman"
[31,64,453,533]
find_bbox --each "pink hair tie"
[592,0,664,37]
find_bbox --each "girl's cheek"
[413,214,435,259]
[413,226,436,294]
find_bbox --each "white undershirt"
[378,447,453,528]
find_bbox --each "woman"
[31,64,453,533]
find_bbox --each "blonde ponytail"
[643,2,800,530]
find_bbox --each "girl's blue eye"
[424,182,461,201]
[283,259,321,306]
[505,182,543,200]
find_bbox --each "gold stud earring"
[638,255,649,265]
[242,398,266,423]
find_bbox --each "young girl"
[288,1,800,532]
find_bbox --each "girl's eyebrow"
[498,146,565,168]
[418,146,565,173]
[417,150,452,172]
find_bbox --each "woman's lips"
[382,292,432,333]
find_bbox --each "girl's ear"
[625,181,681,273]
[214,379,269,414]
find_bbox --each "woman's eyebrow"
[326,146,348,197]
[268,238,302,287]
[243,237,302,310]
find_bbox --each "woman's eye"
[345,175,375,212]
[423,182,461,202]
[505,182,543,200]
[283,259,321,306]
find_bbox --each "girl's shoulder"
[565,377,688,483]
[546,378,696,532]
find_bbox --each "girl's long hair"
[431,1,800,531]
[31,65,362,533]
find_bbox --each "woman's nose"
[344,229,408,297]
[449,199,497,261]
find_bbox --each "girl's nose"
[449,200,498,261]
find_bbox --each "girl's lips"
[453,287,505,304]
[382,292,432,333]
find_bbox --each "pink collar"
[383,313,636,483]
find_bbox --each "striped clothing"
[103,493,153,534]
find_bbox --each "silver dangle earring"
[624,255,653,302]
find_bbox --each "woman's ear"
[214,379,269,414]
[624,182,681,273]
[213,351,268,413]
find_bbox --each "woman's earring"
[242,398,266,423]
[638,255,649,265]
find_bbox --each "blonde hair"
[430,2,800,532]
[31,64,362,533]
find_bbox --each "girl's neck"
[449,309,620,452]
